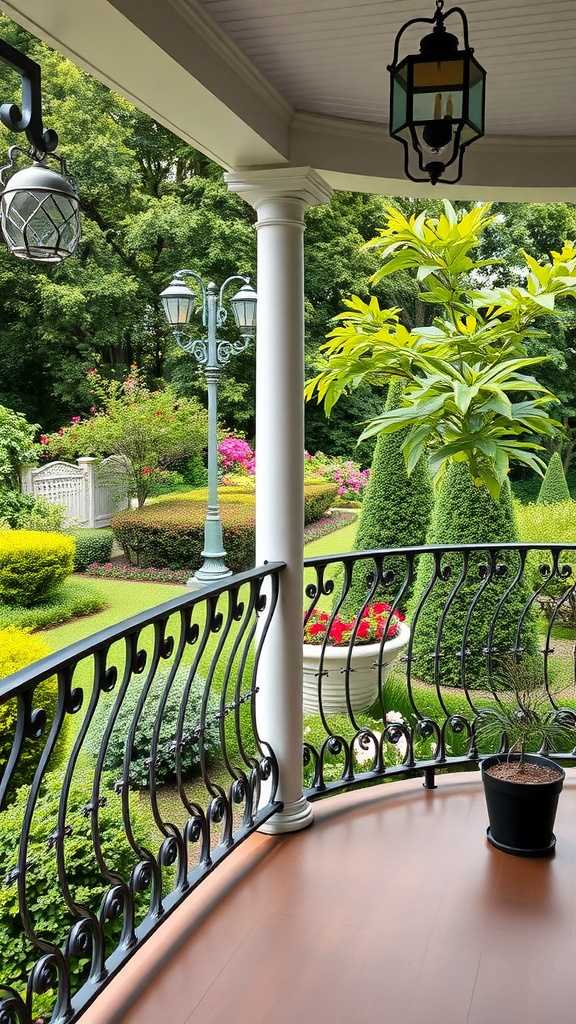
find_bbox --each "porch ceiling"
[1,0,575,200]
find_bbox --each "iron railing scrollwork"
[0,563,283,1024]
[303,543,576,797]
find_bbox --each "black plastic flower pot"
[481,753,565,857]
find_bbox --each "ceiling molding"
[166,0,292,123]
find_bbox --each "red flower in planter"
[303,603,404,647]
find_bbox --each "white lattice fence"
[21,457,128,528]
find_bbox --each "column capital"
[225,166,332,210]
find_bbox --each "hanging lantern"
[0,151,80,261]
[388,0,486,185]
[0,37,81,262]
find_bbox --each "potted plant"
[476,659,576,857]
[302,602,410,715]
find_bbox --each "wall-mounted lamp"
[388,0,486,185]
[0,37,80,261]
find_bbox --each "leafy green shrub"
[0,627,68,796]
[70,528,114,571]
[113,500,252,571]
[341,380,433,616]
[303,483,338,524]
[0,577,106,630]
[409,462,540,689]
[113,484,337,571]
[86,667,220,788]
[515,498,576,546]
[537,452,571,504]
[514,498,576,622]
[0,488,65,532]
[172,454,208,486]
[0,530,75,606]
[0,405,37,489]
[0,768,150,1015]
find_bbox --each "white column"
[226,168,332,833]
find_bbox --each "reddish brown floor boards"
[85,771,576,1024]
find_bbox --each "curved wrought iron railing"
[303,543,576,797]
[0,563,283,1024]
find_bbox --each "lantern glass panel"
[413,59,465,89]
[391,64,409,134]
[2,188,80,261]
[162,294,194,325]
[467,66,485,133]
[391,75,408,134]
[412,90,462,123]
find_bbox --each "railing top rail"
[304,542,576,567]
[0,561,286,699]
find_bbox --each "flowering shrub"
[304,451,369,501]
[86,562,189,585]
[303,602,405,647]
[37,367,208,508]
[304,511,357,543]
[218,437,255,476]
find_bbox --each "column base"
[258,797,314,834]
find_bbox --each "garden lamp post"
[0,37,80,261]
[160,271,257,584]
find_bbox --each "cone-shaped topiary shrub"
[408,461,540,689]
[537,451,571,505]
[339,379,433,617]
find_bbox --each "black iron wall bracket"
[0,36,57,155]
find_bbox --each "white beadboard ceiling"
[195,0,576,136]
[2,0,575,199]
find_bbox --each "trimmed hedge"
[537,452,571,505]
[408,462,540,689]
[113,483,337,571]
[69,527,114,571]
[0,627,67,796]
[0,530,75,606]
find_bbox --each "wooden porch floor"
[85,771,576,1024]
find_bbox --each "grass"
[43,578,189,651]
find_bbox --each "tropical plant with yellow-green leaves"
[305,202,576,499]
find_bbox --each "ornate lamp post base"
[192,556,233,585]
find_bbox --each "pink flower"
[40,435,50,444]
[70,416,81,424]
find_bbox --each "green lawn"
[43,515,359,655]
[43,579,189,652]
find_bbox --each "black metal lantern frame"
[388,0,486,185]
[0,36,80,261]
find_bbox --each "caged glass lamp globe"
[0,155,80,262]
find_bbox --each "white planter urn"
[303,621,410,716]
